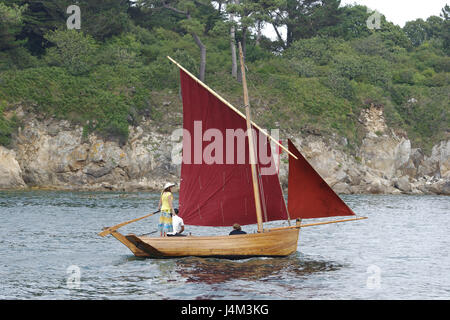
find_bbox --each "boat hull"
[117,227,300,258]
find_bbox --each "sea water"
[0,191,449,299]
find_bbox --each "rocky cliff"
[0,105,449,194]
[281,104,449,195]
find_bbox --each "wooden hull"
[111,227,300,258]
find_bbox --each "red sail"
[178,69,288,226]
[288,139,355,219]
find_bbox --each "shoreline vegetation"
[0,1,449,194]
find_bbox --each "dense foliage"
[0,1,448,154]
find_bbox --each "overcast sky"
[263,0,448,40]
[340,0,448,27]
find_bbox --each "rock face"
[0,146,26,189]
[279,134,400,195]
[0,105,448,194]
[354,105,448,194]
[418,140,450,179]
[3,110,178,191]
[277,104,449,195]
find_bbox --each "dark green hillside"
[1,1,448,154]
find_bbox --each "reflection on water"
[174,255,341,284]
[1,191,449,299]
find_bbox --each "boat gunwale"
[135,226,301,242]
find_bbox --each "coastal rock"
[0,146,26,189]
[2,106,449,195]
[438,141,450,179]
[359,130,412,179]
[14,120,83,186]
[358,104,387,135]
[429,141,450,178]
[394,176,412,192]
[425,179,450,195]
[9,112,175,191]
[332,182,352,194]
[416,141,450,179]
[283,136,358,192]
[358,104,414,180]
[293,136,341,182]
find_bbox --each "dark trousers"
[167,233,187,237]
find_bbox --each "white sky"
[341,0,448,27]
[263,0,448,41]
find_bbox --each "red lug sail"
[178,69,288,226]
[288,139,355,219]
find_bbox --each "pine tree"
[137,0,218,82]
[0,2,27,51]
[441,5,450,54]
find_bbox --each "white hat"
[163,182,175,190]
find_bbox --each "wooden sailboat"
[99,45,367,258]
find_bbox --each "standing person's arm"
[157,195,162,211]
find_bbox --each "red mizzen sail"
[178,69,288,226]
[288,139,355,219]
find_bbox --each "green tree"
[0,2,37,70]
[280,0,342,46]
[137,0,219,82]
[285,36,343,65]
[0,102,17,147]
[227,0,283,55]
[321,4,371,40]
[426,15,444,39]
[441,4,450,54]
[404,19,429,47]
[77,0,132,41]
[5,0,132,55]
[129,1,184,32]
[403,16,444,48]
[378,20,412,50]
[44,29,98,75]
[0,2,27,51]
[6,0,67,55]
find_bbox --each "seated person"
[167,209,186,237]
[229,223,247,235]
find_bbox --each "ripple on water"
[1,191,449,299]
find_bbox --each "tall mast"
[238,42,264,233]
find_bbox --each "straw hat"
[163,182,176,190]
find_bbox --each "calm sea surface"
[0,191,449,300]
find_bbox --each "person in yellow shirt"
[157,182,175,237]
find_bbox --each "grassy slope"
[0,28,449,154]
